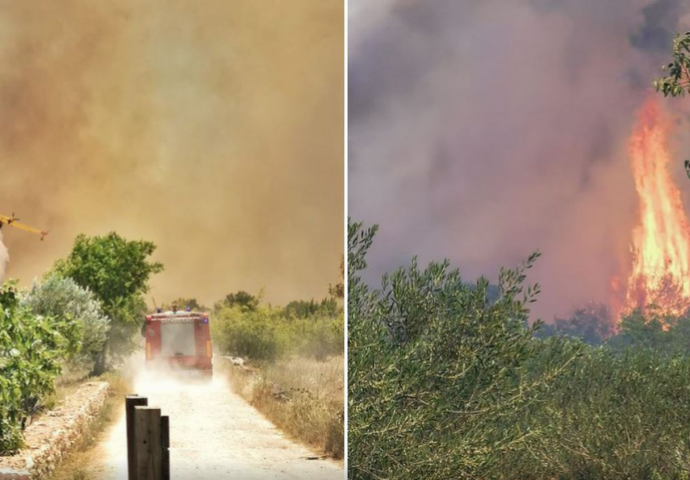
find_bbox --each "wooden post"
[161,415,170,480]
[134,406,163,480]
[126,395,148,480]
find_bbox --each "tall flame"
[623,99,690,316]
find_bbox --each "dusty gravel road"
[87,373,343,480]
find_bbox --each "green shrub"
[348,220,566,479]
[0,282,79,454]
[504,342,690,480]
[348,218,690,480]
[21,275,110,366]
[212,303,343,362]
[214,291,260,312]
[213,306,285,361]
[284,298,339,319]
[53,232,163,374]
[291,314,344,360]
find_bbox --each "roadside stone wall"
[0,381,110,480]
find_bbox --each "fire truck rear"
[143,310,213,379]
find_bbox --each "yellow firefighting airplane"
[0,213,48,240]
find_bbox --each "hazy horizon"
[0,0,344,307]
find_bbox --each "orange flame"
[622,99,690,317]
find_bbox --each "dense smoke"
[0,0,343,306]
[349,0,690,321]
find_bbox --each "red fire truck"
[143,309,213,379]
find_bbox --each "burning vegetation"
[618,99,690,318]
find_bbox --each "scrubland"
[348,220,690,480]
[213,300,344,459]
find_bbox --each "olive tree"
[21,275,110,366]
[347,219,584,479]
[653,32,690,97]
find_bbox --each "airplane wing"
[0,213,48,240]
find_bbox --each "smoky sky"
[349,0,690,321]
[0,0,343,307]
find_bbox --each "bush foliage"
[212,296,343,362]
[21,275,110,365]
[348,219,690,480]
[0,232,163,454]
[53,232,163,373]
[0,282,81,454]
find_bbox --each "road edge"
[0,382,110,480]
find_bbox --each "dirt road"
[87,373,344,480]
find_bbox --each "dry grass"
[228,355,344,459]
[49,372,131,480]
[40,365,92,413]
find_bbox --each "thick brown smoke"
[0,0,344,306]
[349,0,690,321]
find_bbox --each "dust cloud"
[0,0,344,306]
[349,0,690,321]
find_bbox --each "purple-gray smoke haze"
[0,0,343,306]
[349,0,690,321]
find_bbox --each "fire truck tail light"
[206,341,211,357]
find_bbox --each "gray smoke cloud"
[349,0,690,321]
[0,0,343,306]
